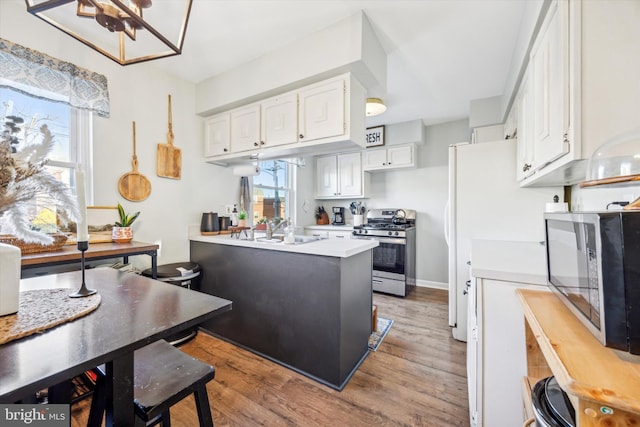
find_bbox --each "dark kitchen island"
[190,235,377,390]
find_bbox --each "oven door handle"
[354,236,406,245]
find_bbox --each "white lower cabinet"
[469,278,547,427]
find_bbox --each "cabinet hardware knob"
[254,142,259,147]
[523,163,531,172]
[260,141,265,145]
[223,148,228,152]
[383,163,386,166]
[299,134,304,139]
[563,133,569,143]
[388,162,391,165]
[463,289,468,295]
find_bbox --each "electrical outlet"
[225,205,233,214]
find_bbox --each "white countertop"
[471,239,548,286]
[190,233,377,258]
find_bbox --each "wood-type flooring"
[70,286,470,426]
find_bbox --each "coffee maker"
[332,207,345,225]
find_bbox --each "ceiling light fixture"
[25,0,192,66]
[366,97,387,117]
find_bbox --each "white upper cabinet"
[337,152,363,197]
[230,103,262,153]
[516,70,535,181]
[315,152,365,199]
[261,93,298,148]
[530,0,569,169]
[203,73,366,164]
[298,78,345,142]
[363,144,415,171]
[203,113,231,157]
[315,155,338,199]
[518,1,640,187]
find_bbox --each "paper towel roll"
[545,202,568,212]
[232,165,260,176]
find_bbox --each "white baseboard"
[416,279,448,290]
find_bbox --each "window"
[252,160,294,222]
[0,88,92,233]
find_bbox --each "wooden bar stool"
[88,340,215,427]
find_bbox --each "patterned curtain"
[0,38,110,118]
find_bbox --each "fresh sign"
[365,126,385,147]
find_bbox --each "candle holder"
[69,241,97,298]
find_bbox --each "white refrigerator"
[445,139,559,342]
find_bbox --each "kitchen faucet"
[266,218,288,240]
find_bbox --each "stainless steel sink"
[255,235,321,245]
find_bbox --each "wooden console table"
[517,289,640,426]
[20,241,159,279]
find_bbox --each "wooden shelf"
[518,289,640,426]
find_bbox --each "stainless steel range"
[352,208,416,297]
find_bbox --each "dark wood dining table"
[0,268,232,426]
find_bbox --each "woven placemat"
[0,288,101,345]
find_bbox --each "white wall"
[572,184,640,212]
[0,1,236,270]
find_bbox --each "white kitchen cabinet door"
[261,93,298,148]
[203,113,230,157]
[362,148,387,170]
[531,0,569,169]
[476,278,548,427]
[231,103,261,153]
[387,145,414,168]
[315,155,338,198]
[298,78,345,142]
[328,231,352,239]
[337,152,362,197]
[363,144,415,171]
[516,70,536,181]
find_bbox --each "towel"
[239,176,251,212]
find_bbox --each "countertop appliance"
[332,207,345,225]
[352,208,416,297]
[532,376,576,427]
[446,140,559,342]
[545,211,640,354]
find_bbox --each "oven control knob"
[388,231,393,236]
[364,230,368,234]
[394,231,399,236]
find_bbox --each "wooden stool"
[88,340,215,427]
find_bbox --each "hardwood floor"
[71,287,470,426]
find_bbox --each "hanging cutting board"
[118,121,151,201]
[157,94,182,179]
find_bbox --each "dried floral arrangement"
[0,115,79,244]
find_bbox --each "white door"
[337,153,362,197]
[362,148,387,170]
[203,113,230,156]
[387,145,414,168]
[231,104,261,152]
[516,69,535,180]
[531,0,569,168]
[298,78,345,142]
[315,156,338,198]
[261,93,298,148]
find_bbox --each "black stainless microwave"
[544,211,640,354]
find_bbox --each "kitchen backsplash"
[571,183,640,211]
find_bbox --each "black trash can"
[142,262,201,346]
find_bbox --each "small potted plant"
[112,203,140,243]
[255,217,267,230]
[237,210,247,227]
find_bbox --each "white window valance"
[0,38,110,118]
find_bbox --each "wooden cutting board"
[157,94,182,179]
[119,121,151,201]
